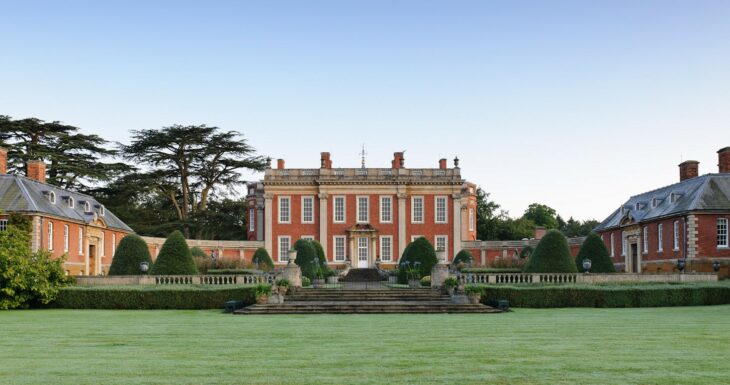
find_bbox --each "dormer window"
[65,196,75,209]
[47,191,56,204]
[83,201,91,212]
[635,202,643,210]
[98,205,105,216]
[651,198,658,208]
[670,192,681,203]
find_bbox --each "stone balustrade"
[75,274,276,286]
[454,272,717,285]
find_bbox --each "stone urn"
[467,293,481,305]
[255,294,269,305]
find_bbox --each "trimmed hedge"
[523,230,578,273]
[398,237,438,284]
[150,231,199,275]
[251,248,274,271]
[575,233,615,273]
[475,282,730,308]
[108,234,153,276]
[51,285,256,310]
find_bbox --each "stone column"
[264,193,273,256]
[686,214,698,259]
[349,235,356,265]
[371,235,377,267]
[397,192,407,259]
[452,194,462,257]
[319,193,329,259]
[256,201,264,241]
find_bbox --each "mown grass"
[1,306,729,385]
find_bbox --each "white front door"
[357,237,369,268]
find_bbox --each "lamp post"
[139,262,149,275]
[713,260,721,273]
[582,259,592,274]
[676,258,686,273]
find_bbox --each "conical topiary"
[311,240,328,266]
[294,239,320,280]
[190,246,207,259]
[251,247,274,271]
[397,237,438,284]
[108,234,153,275]
[452,250,474,266]
[523,230,578,273]
[150,230,198,275]
[575,233,616,273]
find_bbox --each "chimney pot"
[678,160,699,181]
[320,152,332,169]
[277,159,285,169]
[27,160,46,183]
[718,147,730,173]
[0,147,7,175]
[439,158,447,170]
[392,152,405,169]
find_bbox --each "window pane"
[718,219,728,247]
[334,197,345,223]
[358,197,368,222]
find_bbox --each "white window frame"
[380,196,392,223]
[249,209,255,231]
[99,205,105,217]
[301,196,314,224]
[333,196,345,223]
[643,227,648,254]
[301,235,315,241]
[621,231,626,256]
[79,228,84,255]
[435,196,448,224]
[610,233,615,257]
[68,196,75,209]
[469,208,475,232]
[718,218,729,248]
[411,196,424,224]
[658,224,664,252]
[356,196,369,223]
[84,201,91,212]
[48,222,54,250]
[278,196,291,224]
[379,235,392,262]
[333,236,346,262]
[435,235,448,252]
[49,191,56,204]
[673,221,680,251]
[278,236,291,262]
[0,219,8,232]
[63,225,69,252]
[358,237,369,261]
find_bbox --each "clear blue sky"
[2,0,729,221]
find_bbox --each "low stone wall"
[75,274,276,286]
[577,273,717,284]
[457,272,718,285]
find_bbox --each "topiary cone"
[523,229,578,273]
[575,233,616,273]
[150,230,198,275]
[108,234,153,276]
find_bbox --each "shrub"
[576,233,615,273]
[464,285,482,295]
[294,239,321,280]
[276,278,290,288]
[51,285,256,309]
[398,237,438,284]
[491,256,525,269]
[311,240,328,266]
[108,234,153,276]
[519,245,534,259]
[474,282,730,308]
[0,225,71,309]
[420,276,431,287]
[190,246,207,259]
[251,248,274,271]
[150,231,199,275]
[254,284,271,297]
[523,230,578,273]
[452,250,474,267]
[444,277,458,288]
[301,276,311,287]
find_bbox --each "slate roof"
[0,174,133,232]
[595,174,730,232]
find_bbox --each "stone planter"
[445,286,455,296]
[313,278,325,288]
[277,286,288,296]
[326,276,339,284]
[256,294,269,305]
[467,293,481,305]
[408,279,420,289]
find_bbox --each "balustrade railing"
[456,273,575,285]
[153,274,275,285]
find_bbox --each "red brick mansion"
[594,147,730,274]
[246,152,478,267]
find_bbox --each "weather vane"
[359,144,367,169]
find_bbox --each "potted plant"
[275,278,290,295]
[464,285,482,305]
[254,284,272,305]
[443,277,458,296]
[406,261,421,289]
[325,269,339,284]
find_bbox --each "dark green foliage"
[523,230,578,273]
[8,213,32,233]
[311,240,328,266]
[397,237,438,284]
[452,250,474,266]
[150,231,198,275]
[294,239,321,280]
[576,233,616,273]
[108,234,153,276]
[519,246,534,259]
[251,248,274,271]
[51,285,255,309]
[301,276,311,287]
[190,247,207,259]
[474,283,730,308]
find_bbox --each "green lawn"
[1,307,729,385]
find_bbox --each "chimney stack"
[277,159,285,169]
[718,147,730,173]
[439,158,447,170]
[0,147,7,174]
[27,160,46,183]
[320,152,332,169]
[678,160,699,181]
[534,226,546,240]
[392,152,405,169]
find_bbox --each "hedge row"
[477,283,730,308]
[51,285,256,310]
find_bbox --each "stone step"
[341,268,386,282]
[235,303,499,314]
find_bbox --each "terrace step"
[340,268,385,282]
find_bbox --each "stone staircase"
[234,289,501,314]
[340,268,385,282]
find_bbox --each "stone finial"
[453,156,460,168]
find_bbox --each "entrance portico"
[346,224,378,268]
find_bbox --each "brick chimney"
[27,160,46,183]
[534,226,546,240]
[392,152,405,169]
[678,160,699,181]
[0,147,7,174]
[718,147,730,173]
[439,158,447,170]
[277,159,285,169]
[320,152,332,169]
